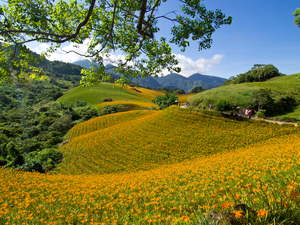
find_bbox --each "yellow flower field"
[1,107,300,224]
[65,110,157,140]
[1,132,300,224]
[57,107,298,175]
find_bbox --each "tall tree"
[252,88,274,112]
[293,8,300,80]
[0,0,232,85]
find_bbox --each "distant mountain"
[33,56,84,83]
[155,73,224,93]
[188,73,226,85]
[72,59,100,69]
[104,64,122,77]
[162,86,181,91]
[72,59,91,68]
[71,60,226,92]
[72,61,120,76]
[131,76,162,88]
[72,61,122,81]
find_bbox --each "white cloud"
[29,42,224,76]
[171,54,225,77]
[28,40,129,65]
[28,40,91,63]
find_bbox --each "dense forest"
[0,73,102,173]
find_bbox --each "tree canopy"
[189,85,205,93]
[293,8,300,27]
[223,64,283,86]
[0,0,232,85]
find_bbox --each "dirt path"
[253,118,298,126]
[217,111,298,126]
[225,112,298,126]
[184,108,299,126]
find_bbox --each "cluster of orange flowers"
[1,107,299,224]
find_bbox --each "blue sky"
[29,0,300,79]
[155,0,300,78]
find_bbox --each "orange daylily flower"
[231,210,243,218]
[257,209,269,217]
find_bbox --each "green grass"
[189,84,257,107]
[189,74,300,120]
[57,83,153,105]
[273,106,300,122]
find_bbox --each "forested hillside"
[0,80,101,172]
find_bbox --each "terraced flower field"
[1,107,300,224]
[65,110,157,140]
[55,107,298,175]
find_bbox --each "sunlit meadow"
[122,85,195,103]
[95,101,158,111]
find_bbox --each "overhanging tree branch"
[0,0,232,85]
[0,0,96,44]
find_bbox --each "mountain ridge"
[72,59,227,93]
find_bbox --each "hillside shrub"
[176,89,185,94]
[6,142,19,160]
[190,86,206,93]
[197,103,207,110]
[215,99,233,112]
[251,88,274,115]
[0,156,8,166]
[75,100,88,107]
[142,106,157,110]
[75,106,99,120]
[20,157,44,173]
[99,105,129,116]
[255,109,266,118]
[20,148,63,173]
[39,117,56,126]
[153,91,178,110]
[50,116,73,132]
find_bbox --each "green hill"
[57,82,153,105]
[189,74,300,121]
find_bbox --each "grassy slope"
[189,74,300,119]
[54,107,298,175]
[57,82,196,111]
[57,83,153,105]
[123,85,196,102]
[95,101,158,110]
